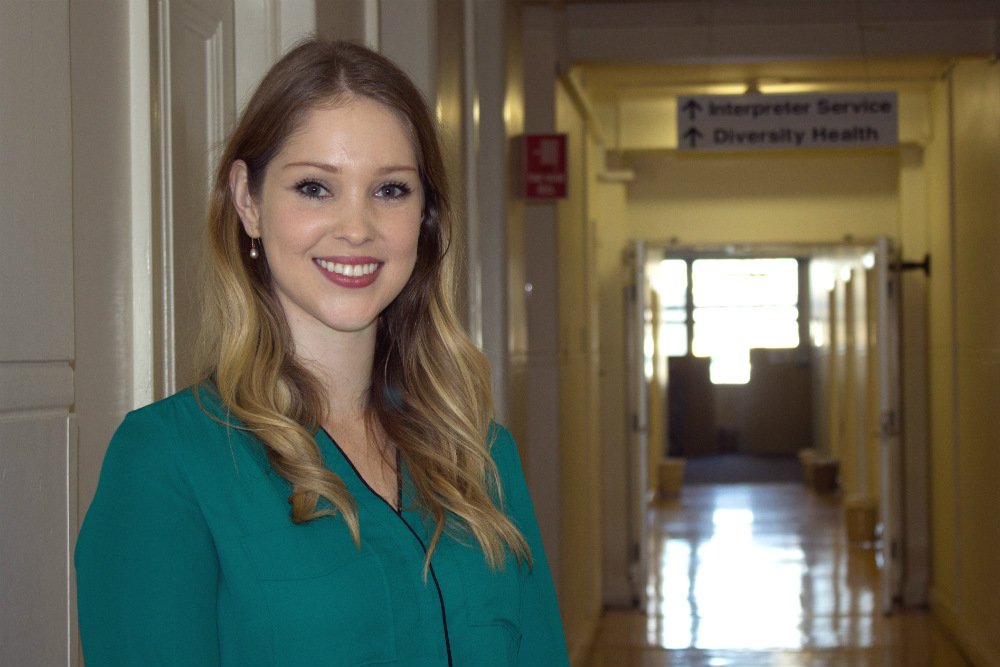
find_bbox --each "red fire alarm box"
[521,134,567,199]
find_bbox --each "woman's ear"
[230,160,261,238]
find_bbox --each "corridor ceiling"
[577,57,956,101]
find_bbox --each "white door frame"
[624,239,650,609]
[875,236,904,612]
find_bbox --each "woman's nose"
[331,194,375,245]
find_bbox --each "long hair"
[196,39,528,568]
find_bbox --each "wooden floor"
[585,482,972,667]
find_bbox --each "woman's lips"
[314,257,382,288]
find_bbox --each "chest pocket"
[242,520,396,666]
[452,544,524,665]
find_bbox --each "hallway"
[585,482,970,667]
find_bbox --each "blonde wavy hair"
[196,39,529,569]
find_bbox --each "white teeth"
[316,259,379,277]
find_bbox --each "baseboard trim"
[930,587,999,667]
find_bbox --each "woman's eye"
[295,180,329,199]
[375,182,412,200]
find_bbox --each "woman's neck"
[288,321,377,421]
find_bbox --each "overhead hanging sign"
[676,92,898,152]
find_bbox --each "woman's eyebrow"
[281,160,341,173]
[281,161,418,175]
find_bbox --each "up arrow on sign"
[681,99,703,121]
[682,127,704,148]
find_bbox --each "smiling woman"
[74,39,570,667]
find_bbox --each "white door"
[624,240,650,609]
[875,236,903,612]
[0,3,77,666]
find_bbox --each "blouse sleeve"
[490,426,571,667]
[75,408,221,667]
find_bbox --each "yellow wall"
[928,58,1000,667]
[626,150,900,244]
[555,82,604,666]
[590,150,633,608]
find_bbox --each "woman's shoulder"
[487,422,517,462]
[106,384,240,469]
[124,383,225,422]
[486,422,530,495]
[120,382,234,431]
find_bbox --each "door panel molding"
[152,0,235,396]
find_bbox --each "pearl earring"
[249,237,260,259]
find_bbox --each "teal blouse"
[75,388,569,667]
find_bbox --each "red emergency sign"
[522,134,567,199]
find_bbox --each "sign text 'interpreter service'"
[676,92,898,152]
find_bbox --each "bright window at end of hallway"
[691,258,799,384]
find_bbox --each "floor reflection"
[585,483,971,667]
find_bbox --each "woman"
[75,39,569,667]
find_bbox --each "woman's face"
[231,97,423,350]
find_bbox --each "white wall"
[379,0,436,103]
[519,4,564,588]
[316,0,377,47]
[473,0,516,422]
